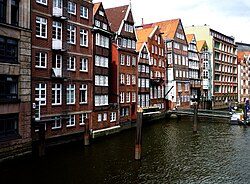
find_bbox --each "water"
[1,117,250,184]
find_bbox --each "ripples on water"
[1,117,250,184]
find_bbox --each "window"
[67,56,75,71]
[99,10,104,16]
[53,0,62,8]
[110,112,116,122]
[174,42,180,49]
[95,75,108,86]
[67,25,76,44]
[52,21,62,40]
[80,6,88,19]
[120,92,124,103]
[95,55,108,68]
[95,33,109,48]
[52,83,62,105]
[0,75,18,101]
[95,95,108,106]
[103,23,107,30]
[132,92,136,102]
[35,52,47,68]
[80,29,88,47]
[132,75,136,85]
[0,0,6,23]
[103,113,107,121]
[66,84,75,104]
[132,40,136,49]
[0,114,18,138]
[185,83,189,91]
[120,74,125,84]
[178,83,182,92]
[80,58,88,72]
[0,36,18,63]
[126,92,130,103]
[132,56,136,66]
[68,1,76,15]
[66,115,75,127]
[80,84,87,104]
[36,16,47,38]
[98,114,102,122]
[126,74,130,85]
[79,113,88,125]
[123,38,127,48]
[36,0,47,5]
[35,83,46,105]
[120,54,125,65]
[52,116,61,129]
[11,0,19,25]
[95,20,100,27]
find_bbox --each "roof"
[238,51,250,61]
[136,42,144,52]
[186,34,194,43]
[196,40,207,52]
[144,18,180,39]
[105,5,129,32]
[136,27,155,43]
[93,2,101,15]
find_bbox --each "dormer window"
[125,23,133,33]
[99,10,104,16]
[95,20,100,27]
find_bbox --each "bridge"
[168,108,232,119]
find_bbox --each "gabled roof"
[196,40,207,53]
[238,51,250,62]
[93,2,101,15]
[144,18,180,40]
[136,42,144,52]
[136,27,155,43]
[186,34,194,44]
[105,5,129,33]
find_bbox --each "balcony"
[53,7,63,17]
[52,39,62,50]
[150,77,164,85]
[52,68,62,78]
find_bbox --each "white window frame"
[120,54,125,65]
[126,55,131,66]
[35,52,47,68]
[67,25,76,44]
[132,56,136,66]
[103,113,107,121]
[80,58,88,72]
[68,1,76,15]
[120,74,125,84]
[35,83,46,106]
[80,6,88,19]
[52,116,62,129]
[67,56,76,71]
[36,16,47,38]
[52,83,62,105]
[98,114,102,122]
[36,0,47,5]
[120,92,124,103]
[126,74,130,85]
[126,92,130,103]
[79,113,88,125]
[80,29,88,47]
[52,21,62,40]
[132,75,136,85]
[80,84,87,104]
[110,112,116,122]
[95,95,108,106]
[132,92,136,102]
[66,84,75,104]
[66,115,75,127]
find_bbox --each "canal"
[1,116,250,184]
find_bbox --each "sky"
[94,0,250,44]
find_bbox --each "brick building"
[92,2,119,133]
[0,0,32,162]
[106,4,138,128]
[144,19,190,109]
[32,0,94,144]
[136,26,166,110]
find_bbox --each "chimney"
[142,18,144,26]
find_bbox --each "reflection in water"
[1,117,250,184]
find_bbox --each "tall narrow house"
[144,19,190,109]
[92,2,119,134]
[136,26,166,110]
[32,0,94,145]
[0,0,32,161]
[106,4,138,128]
[186,34,201,104]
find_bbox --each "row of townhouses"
[0,0,246,162]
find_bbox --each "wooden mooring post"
[135,108,143,160]
[38,123,46,157]
[84,118,90,146]
[193,102,198,132]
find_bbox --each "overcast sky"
[95,0,250,44]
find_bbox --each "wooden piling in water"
[135,108,143,160]
[193,102,198,132]
[84,118,90,146]
[38,123,46,157]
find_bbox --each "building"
[186,34,201,104]
[0,0,32,162]
[237,52,250,103]
[136,26,166,110]
[185,25,238,109]
[32,0,94,145]
[197,40,213,109]
[144,19,190,109]
[105,4,138,128]
[236,42,250,52]
[92,2,119,133]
